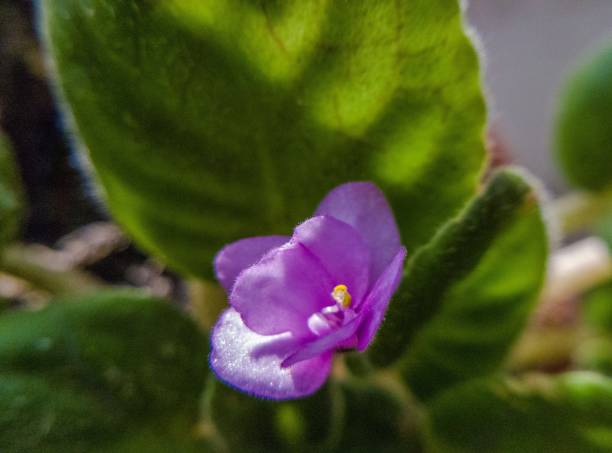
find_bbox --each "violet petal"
[293,216,370,303]
[282,315,362,367]
[210,308,332,399]
[315,182,401,281]
[231,241,334,338]
[356,247,407,351]
[214,235,290,292]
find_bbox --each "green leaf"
[210,377,420,453]
[0,373,122,453]
[334,379,422,453]
[0,290,208,451]
[0,133,24,246]
[371,168,548,400]
[427,372,612,453]
[210,380,332,453]
[556,44,612,191]
[576,281,612,375]
[41,0,485,278]
[596,210,612,250]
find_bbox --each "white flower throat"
[307,284,355,336]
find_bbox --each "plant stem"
[0,243,105,296]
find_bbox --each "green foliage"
[41,0,485,278]
[596,210,612,249]
[0,290,208,452]
[334,380,421,453]
[0,373,122,453]
[210,377,419,453]
[427,372,612,452]
[0,133,23,246]
[371,169,548,400]
[211,380,332,452]
[576,281,612,375]
[556,44,612,191]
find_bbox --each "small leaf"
[41,0,485,278]
[0,290,208,451]
[427,372,612,453]
[370,169,548,401]
[0,133,24,246]
[556,44,612,191]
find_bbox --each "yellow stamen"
[331,284,352,309]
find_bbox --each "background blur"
[466,0,612,193]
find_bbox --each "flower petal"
[214,235,290,292]
[210,308,332,400]
[315,182,401,281]
[356,247,407,351]
[293,216,370,303]
[282,315,362,367]
[231,241,334,337]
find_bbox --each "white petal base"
[210,308,332,400]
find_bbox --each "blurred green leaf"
[0,373,122,453]
[41,0,485,278]
[210,380,331,453]
[371,169,548,400]
[0,290,208,452]
[556,44,612,191]
[334,379,422,453]
[0,133,23,246]
[427,372,612,453]
[596,210,612,249]
[211,376,420,453]
[576,281,612,375]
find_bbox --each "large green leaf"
[0,373,121,453]
[370,169,548,400]
[0,290,208,452]
[0,133,23,246]
[427,372,612,453]
[41,0,485,278]
[556,44,612,191]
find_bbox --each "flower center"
[307,284,355,336]
[331,284,352,309]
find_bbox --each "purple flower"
[210,182,406,400]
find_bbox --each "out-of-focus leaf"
[427,372,612,453]
[41,0,485,278]
[556,45,612,191]
[210,380,331,453]
[596,210,612,249]
[576,281,612,375]
[0,133,23,246]
[211,376,420,453]
[334,379,422,453]
[105,422,215,453]
[370,169,548,401]
[0,373,121,453]
[0,290,208,452]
